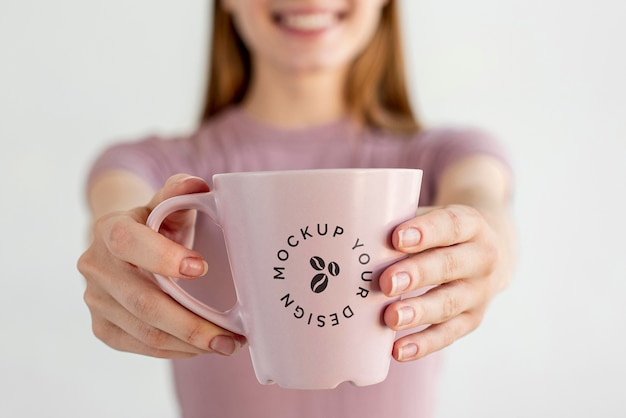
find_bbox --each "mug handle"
[146,192,245,335]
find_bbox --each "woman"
[78,1,515,416]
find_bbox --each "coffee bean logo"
[309,256,340,294]
[310,256,325,271]
[328,261,340,276]
[310,273,328,293]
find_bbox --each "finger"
[145,175,210,246]
[380,241,487,296]
[392,205,483,253]
[91,318,199,359]
[98,214,207,279]
[82,258,210,355]
[81,240,244,357]
[109,269,245,356]
[391,310,483,362]
[85,284,208,356]
[383,279,480,330]
[148,174,210,211]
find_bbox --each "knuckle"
[443,206,463,242]
[77,248,99,278]
[441,250,459,281]
[82,287,99,311]
[442,323,458,348]
[483,241,499,273]
[184,321,209,347]
[441,289,459,321]
[76,252,89,275]
[106,220,134,257]
[82,285,112,318]
[128,291,160,322]
[474,241,500,287]
[413,262,427,287]
[139,324,170,348]
[468,308,486,331]
[92,319,115,343]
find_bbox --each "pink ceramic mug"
[147,169,422,389]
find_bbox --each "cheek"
[227,1,273,49]
[336,11,382,62]
[230,13,262,47]
[354,5,384,42]
[304,7,384,69]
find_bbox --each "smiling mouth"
[272,11,347,31]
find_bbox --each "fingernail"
[182,175,205,184]
[210,335,241,356]
[391,272,411,295]
[398,228,421,248]
[396,306,415,327]
[180,258,208,277]
[398,343,419,361]
[175,175,204,185]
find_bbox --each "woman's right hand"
[77,174,246,358]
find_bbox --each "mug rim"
[214,168,423,179]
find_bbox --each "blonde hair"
[201,0,421,135]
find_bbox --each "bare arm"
[87,170,155,220]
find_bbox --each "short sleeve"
[86,136,193,192]
[404,128,512,205]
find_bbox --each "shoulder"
[99,107,240,158]
[361,124,509,165]
[402,125,510,167]
[87,107,250,189]
[86,127,204,192]
[87,134,180,191]
[390,125,511,206]
[404,125,501,147]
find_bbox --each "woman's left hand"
[379,156,515,362]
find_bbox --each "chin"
[286,58,348,74]
[267,44,355,74]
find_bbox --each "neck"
[241,61,349,129]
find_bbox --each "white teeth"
[282,13,336,31]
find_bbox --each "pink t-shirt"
[88,108,510,418]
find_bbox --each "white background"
[1,1,624,417]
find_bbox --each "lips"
[272,10,346,32]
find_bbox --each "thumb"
[144,174,210,251]
[148,174,210,210]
